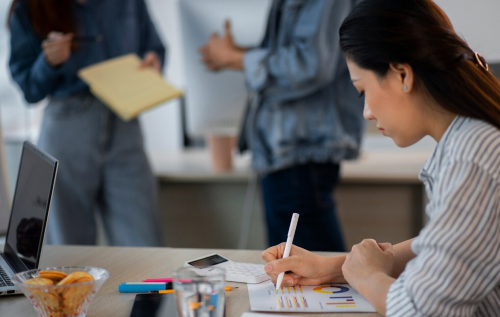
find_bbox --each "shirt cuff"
[243,49,269,92]
[32,52,63,82]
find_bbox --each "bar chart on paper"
[248,281,376,312]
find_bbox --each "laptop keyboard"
[0,267,14,287]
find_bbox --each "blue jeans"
[38,92,162,246]
[261,163,345,252]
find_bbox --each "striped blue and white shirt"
[386,116,500,317]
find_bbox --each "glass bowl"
[12,266,109,317]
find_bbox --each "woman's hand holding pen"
[140,51,162,73]
[42,32,73,67]
[262,243,347,287]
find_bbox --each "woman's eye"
[358,91,365,98]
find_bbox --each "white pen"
[275,213,299,291]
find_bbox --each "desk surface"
[0,246,381,317]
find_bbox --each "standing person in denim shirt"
[201,0,364,251]
[8,0,164,246]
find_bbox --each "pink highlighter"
[142,278,192,283]
[142,278,173,283]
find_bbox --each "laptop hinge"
[1,250,29,274]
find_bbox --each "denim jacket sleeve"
[8,4,64,104]
[243,0,353,101]
[138,0,166,68]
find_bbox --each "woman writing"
[261,0,500,315]
[8,0,164,246]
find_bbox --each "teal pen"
[118,281,173,293]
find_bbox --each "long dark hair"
[8,0,77,41]
[339,0,500,129]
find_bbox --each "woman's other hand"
[342,239,395,291]
[140,51,162,73]
[42,32,73,67]
[262,243,346,286]
[199,20,244,71]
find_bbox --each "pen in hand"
[275,213,299,291]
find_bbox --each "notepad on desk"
[78,54,183,121]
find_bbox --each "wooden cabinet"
[152,148,429,250]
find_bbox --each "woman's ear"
[389,63,415,93]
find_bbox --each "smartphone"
[130,293,178,317]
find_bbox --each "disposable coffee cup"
[207,129,236,172]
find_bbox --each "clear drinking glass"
[173,267,226,317]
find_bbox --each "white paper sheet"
[241,312,295,317]
[248,281,376,313]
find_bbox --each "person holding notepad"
[261,0,500,316]
[7,0,165,246]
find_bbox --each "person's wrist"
[355,271,393,316]
[321,255,346,283]
[227,47,244,70]
[359,271,390,296]
[44,54,60,68]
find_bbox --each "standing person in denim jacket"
[201,0,364,251]
[8,0,164,246]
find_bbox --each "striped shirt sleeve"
[386,160,500,317]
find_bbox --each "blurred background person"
[7,0,164,246]
[200,0,364,252]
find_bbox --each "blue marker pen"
[118,281,173,293]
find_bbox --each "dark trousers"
[261,163,345,252]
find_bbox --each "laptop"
[0,141,58,296]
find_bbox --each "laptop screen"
[4,142,57,270]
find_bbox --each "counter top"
[150,145,433,184]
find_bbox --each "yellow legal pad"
[78,54,183,121]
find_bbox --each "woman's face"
[346,59,429,147]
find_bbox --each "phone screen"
[130,293,178,317]
[188,254,228,269]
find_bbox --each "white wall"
[434,0,500,62]
[140,0,185,152]
[1,0,499,155]
[141,0,500,153]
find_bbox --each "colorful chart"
[248,281,376,313]
[313,285,356,307]
[327,295,357,308]
[275,285,303,294]
[313,285,350,294]
[276,295,309,309]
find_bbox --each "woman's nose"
[363,102,375,120]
